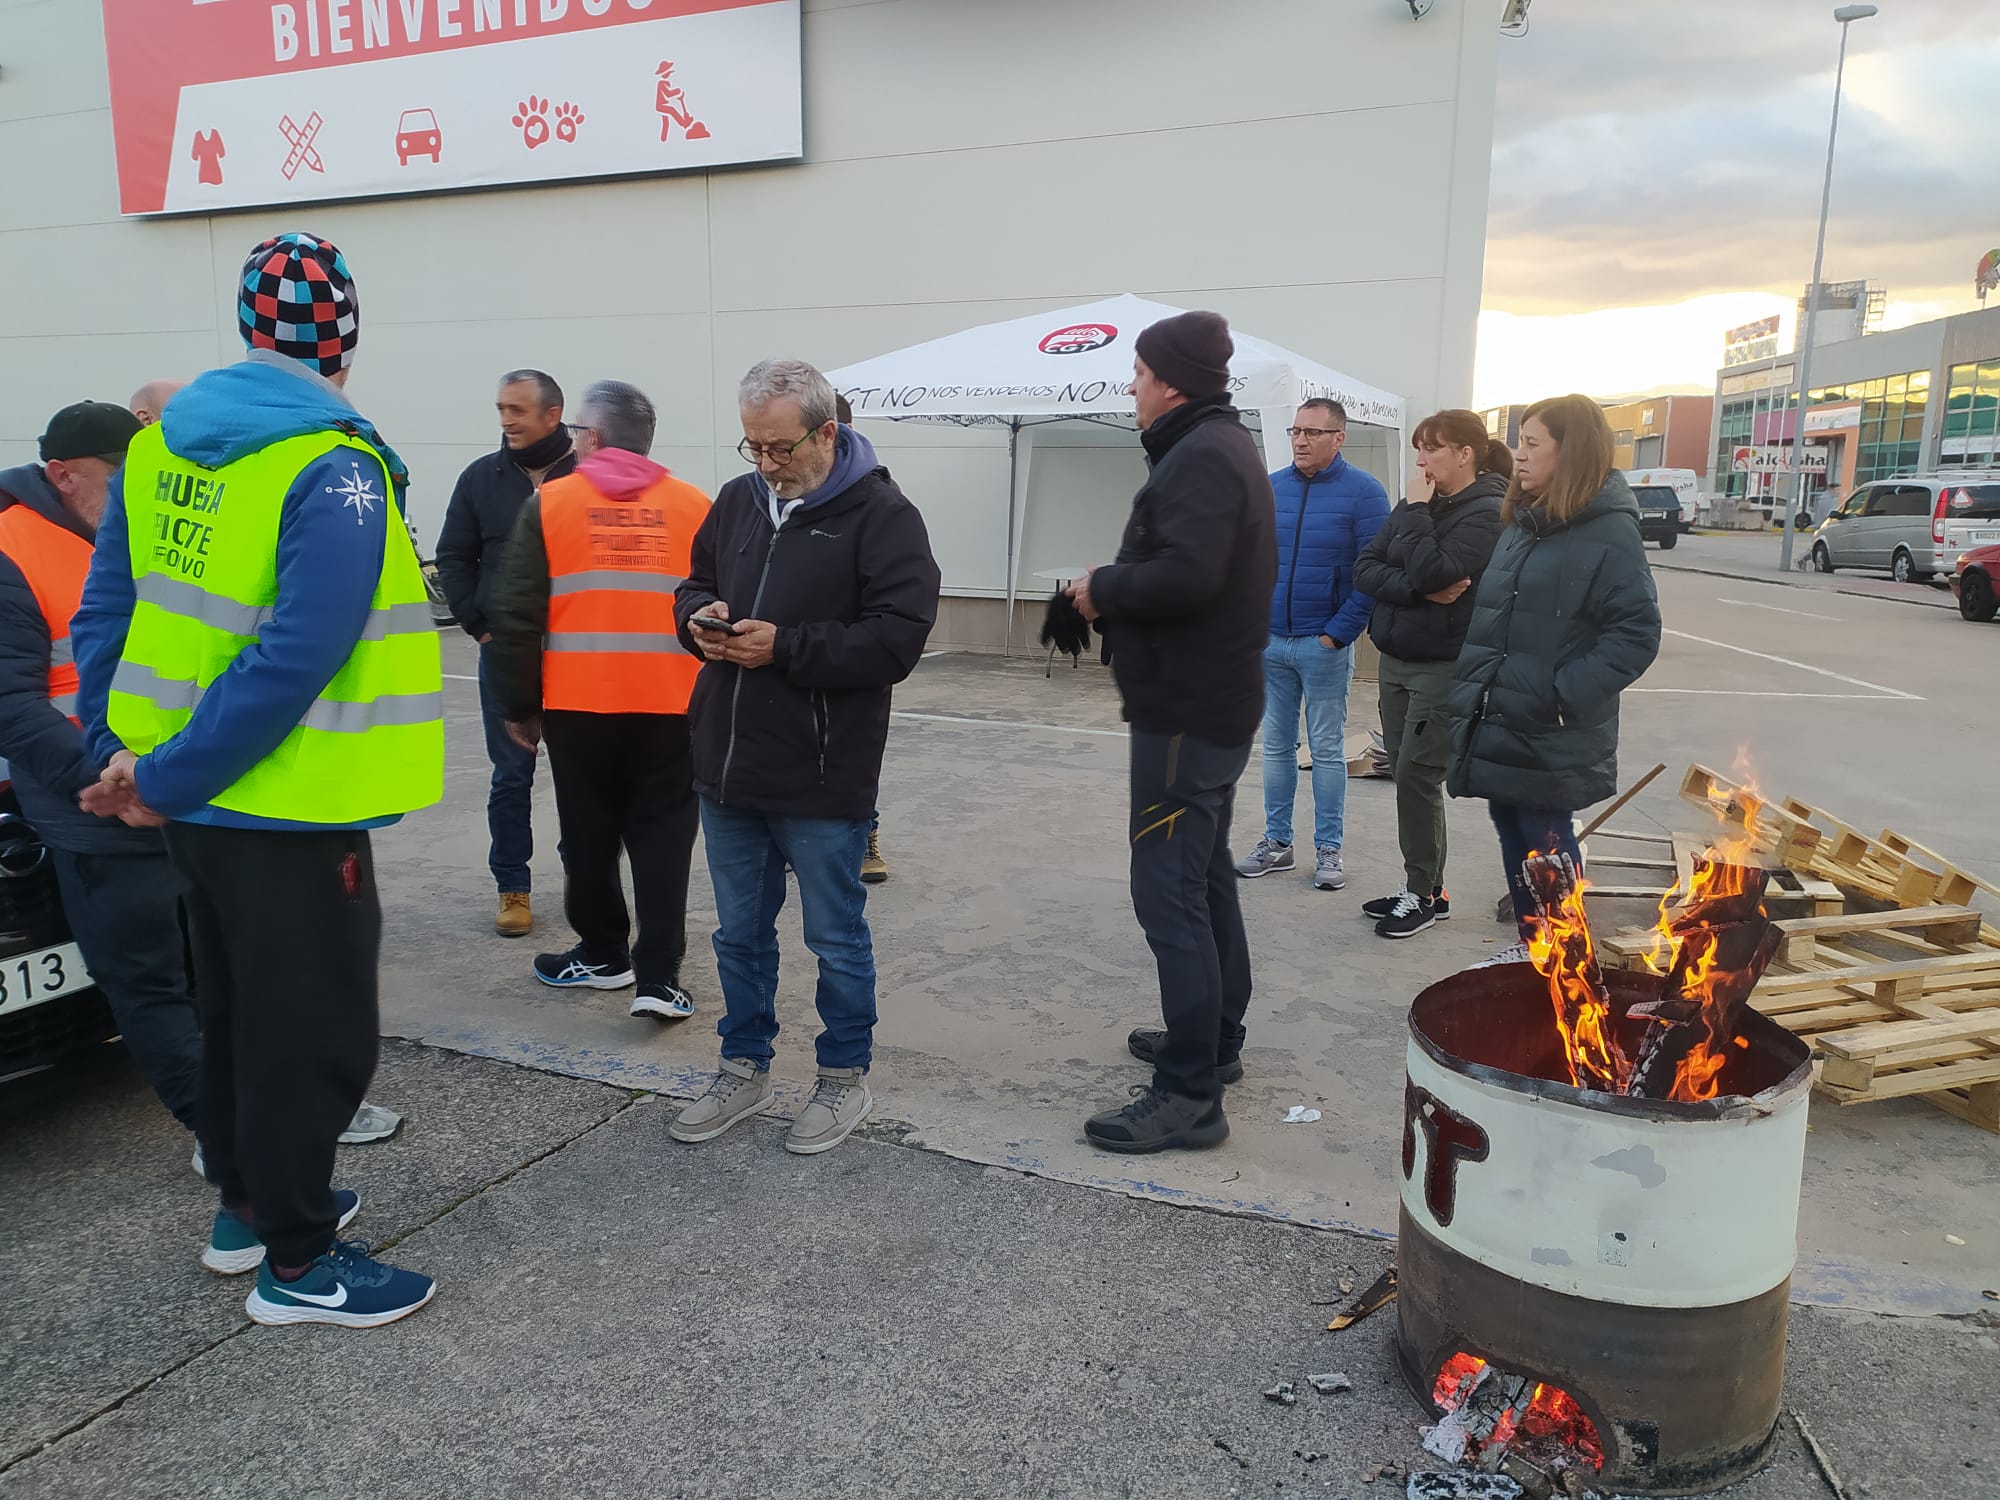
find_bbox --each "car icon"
[396,109,441,165]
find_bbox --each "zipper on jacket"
[1283,470,1314,635]
[717,515,783,805]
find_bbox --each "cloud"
[1484,4,2000,315]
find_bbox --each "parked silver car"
[1807,477,1954,583]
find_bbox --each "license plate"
[0,942,95,1016]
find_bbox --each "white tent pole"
[1003,418,1021,655]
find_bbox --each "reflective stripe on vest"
[0,502,94,727]
[108,424,443,823]
[539,469,710,716]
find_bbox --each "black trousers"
[49,845,202,1133]
[542,710,698,985]
[1128,729,1255,1101]
[165,821,380,1267]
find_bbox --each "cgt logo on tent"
[1038,323,1117,355]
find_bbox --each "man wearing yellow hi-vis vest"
[72,234,441,1330]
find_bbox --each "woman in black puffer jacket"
[1352,409,1509,940]
[1447,394,1662,958]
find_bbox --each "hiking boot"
[1368,886,1450,921]
[495,892,533,938]
[1313,848,1346,891]
[1234,839,1294,878]
[784,1067,873,1155]
[1084,1085,1229,1154]
[244,1240,436,1328]
[1469,941,1533,969]
[1125,1027,1244,1086]
[203,1190,359,1275]
[861,831,889,885]
[533,945,635,990]
[630,980,695,1022]
[668,1058,775,1143]
[1375,890,1438,940]
[339,1102,402,1145]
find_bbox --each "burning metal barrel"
[1395,962,1814,1495]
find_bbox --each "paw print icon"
[554,101,585,144]
[512,96,551,149]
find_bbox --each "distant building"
[1796,280,1886,349]
[1599,394,1715,480]
[1707,303,2000,514]
[1482,404,1529,448]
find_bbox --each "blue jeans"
[699,798,877,1071]
[1260,633,1354,851]
[478,644,536,893]
[1489,802,1581,943]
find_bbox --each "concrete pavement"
[1650,530,1961,611]
[4,1041,1996,1498]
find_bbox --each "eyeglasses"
[737,431,819,465]
[1287,426,1344,440]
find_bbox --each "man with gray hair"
[672,359,939,1155]
[486,380,712,1022]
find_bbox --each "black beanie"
[1134,310,1233,399]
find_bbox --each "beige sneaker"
[495,892,532,938]
[860,831,888,884]
[784,1067,872,1155]
[669,1058,775,1143]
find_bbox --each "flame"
[1525,858,1623,1092]
[1430,1353,1607,1473]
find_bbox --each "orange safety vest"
[0,502,94,726]
[540,468,710,715]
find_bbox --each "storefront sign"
[99,0,803,216]
[1723,315,1782,368]
[1803,401,1863,434]
[1734,445,1829,475]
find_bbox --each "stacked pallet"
[1594,765,2000,1135]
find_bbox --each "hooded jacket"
[1090,395,1278,746]
[0,463,158,853]
[1267,453,1390,645]
[1447,472,1662,811]
[71,350,408,830]
[1352,470,1508,663]
[673,426,940,821]
[485,446,699,720]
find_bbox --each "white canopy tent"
[826,294,1407,645]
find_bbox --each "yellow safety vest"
[108,423,443,822]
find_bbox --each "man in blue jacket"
[1237,399,1389,892]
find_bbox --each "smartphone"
[689,614,740,634]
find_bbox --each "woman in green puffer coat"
[1447,394,1662,958]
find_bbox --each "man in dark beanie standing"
[1068,310,1276,1153]
[71,232,441,1327]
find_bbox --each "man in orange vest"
[486,380,711,1021]
[0,402,202,1135]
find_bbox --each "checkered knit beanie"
[236,233,360,376]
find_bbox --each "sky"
[1472,0,2000,408]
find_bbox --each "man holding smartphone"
[671,358,938,1156]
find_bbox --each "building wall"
[0,0,1500,649]
[1602,395,1714,479]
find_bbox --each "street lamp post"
[1780,3,1877,573]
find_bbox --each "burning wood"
[1424,1354,1606,1489]
[1521,853,1626,1093]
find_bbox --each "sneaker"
[244,1240,436,1328]
[1469,941,1533,969]
[630,980,695,1022]
[1235,839,1295,878]
[339,1102,402,1145]
[1313,848,1346,891]
[1365,886,1450,921]
[861,831,889,885]
[1375,890,1438,940]
[1298,752,1314,771]
[1084,1084,1229,1154]
[203,1190,360,1275]
[533,946,634,990]
[1125,1026,1244,1086]
[495,891,533,938]
[668,1058,775,1143]
[784,1067,873,1155]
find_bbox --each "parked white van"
[1625,469,1699,529]
[1935,472,2000,576]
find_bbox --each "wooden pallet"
[1599,902,2000,1133]
[1578,828,1844,917]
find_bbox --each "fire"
[1525,856,1625,1093]
[1430,1352,1607,1473]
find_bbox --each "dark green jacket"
[1447,472,1661,811]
